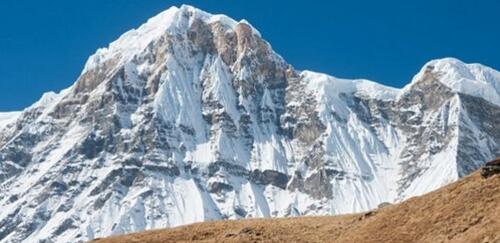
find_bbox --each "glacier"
[0,5,499,243]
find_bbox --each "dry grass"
[92,172,500,243]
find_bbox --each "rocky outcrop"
[481,158,500,178]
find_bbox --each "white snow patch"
[0,111,21,130]
[402,57,500,106]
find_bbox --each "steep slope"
[0,5,499,243]
[93,171,500,243]
[0,112,20,131]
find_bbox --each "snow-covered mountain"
[0,5,499,243]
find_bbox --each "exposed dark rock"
[250,170,289,189]
[303,170,333,199]
[52,218,78,237]
[234,206,247,217]
[481,158,500,178]
[378,202,392,209]
[207,181,234,193]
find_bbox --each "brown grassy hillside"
[92,172,500,243]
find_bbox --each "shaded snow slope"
[0,112,21,131]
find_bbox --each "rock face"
[481,158,500,178]
[0,5,499,243]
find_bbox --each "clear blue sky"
[0,0,499,111]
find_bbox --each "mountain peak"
[1,6,499,243]
[81,5,261,76]
[401,57,500,105]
